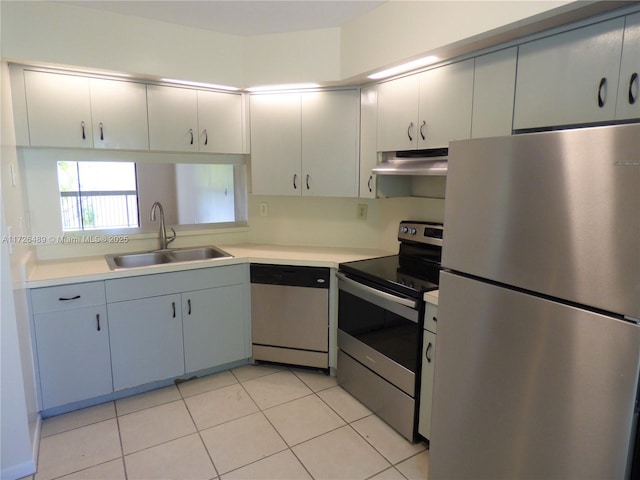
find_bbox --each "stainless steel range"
[337,221,442,442]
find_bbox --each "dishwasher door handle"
[336,272,419,319]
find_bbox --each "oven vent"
[373,148,448,176]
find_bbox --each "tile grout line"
[177,383,222,480]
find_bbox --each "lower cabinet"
[31,264,250,411]
[419,300,438,441]
[183,285,247,373]
[108,294,185,391]
[33,306,113,410]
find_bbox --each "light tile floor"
[26,364,429,480]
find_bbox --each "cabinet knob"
[597,77,607,108]
[629,73,638,105]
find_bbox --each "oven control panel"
[398,221,443,246]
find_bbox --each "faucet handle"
[167,227,177,246]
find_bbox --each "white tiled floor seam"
[29,365,429,480]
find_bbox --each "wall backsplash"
[247,195,445,253]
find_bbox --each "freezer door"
[430,272,640,480]
[444,123,640,318]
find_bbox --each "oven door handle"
[336,272,419,311]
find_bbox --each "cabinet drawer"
[106,265,246,302]
[31,281,106,314]
[424,302,438,334]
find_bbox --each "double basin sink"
[105,246,233,270]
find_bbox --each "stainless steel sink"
[105,246,233,270]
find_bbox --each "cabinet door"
[147,85,199,152]
[183,284,248,373]
[90,78,149,150]
[418,329,436,440]
[377,74,420,151]
[418,59,474,148]
[250,93,302,195]
[359,85,378,198]
[472,47,517,138]
[108,295,184,391]
[301,90,359,197]
[197,90,244,153]
[514,17,625,130]
[616,12,640,120]
[24,71,93,148]
[34,306,112,409]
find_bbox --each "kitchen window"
[57,161,139,231]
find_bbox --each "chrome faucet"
[150,201,176,250]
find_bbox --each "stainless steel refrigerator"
[431,124,640,479]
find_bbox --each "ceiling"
[64,0,385,36]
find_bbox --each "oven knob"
[401,226,408,233]
[410,228,417,235]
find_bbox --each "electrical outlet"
[259,202,269,217]
[357,204,368,220]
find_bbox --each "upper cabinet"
[147,85,245,153]
[616,12,640,121]
[418,59,474,148]
[19,68,246,154]
[513,17,626,130]
[377,59,474,151]
[359,85,378,199]
[471,47,518,138]
[25,70,149,150]
[197,90,244,154]
[250,89,360,197]
[147,85,199,152]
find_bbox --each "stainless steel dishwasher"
[251,264,330,369]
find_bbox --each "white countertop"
[27,243,394,288]
[424,290,439,305]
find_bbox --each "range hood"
[373,148,448,176]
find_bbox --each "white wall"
[1,0,579,86]
[247,195,445,252]
[339,0,573,79]
[1,61,38,480]
[0,1,245,86]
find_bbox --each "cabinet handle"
[203,129,208,145]
[293,174,298,189]
[96,313,101,331]
[187,298,192,315]
[368,175,373,193]
[426,342,433,363]
[407,122,414,141]
[189,128,194,145]
[597,77,607,108]
[433,316,437,322]
[629,73,638,105]
[306,174,310,190]
[99,122,104,141]
[172,301,176,318]
[59,295,81,301]
[420,121,426,140]
[81,121,86,140]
